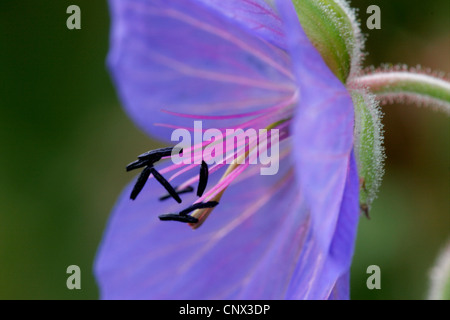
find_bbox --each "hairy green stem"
[352,71,450,114]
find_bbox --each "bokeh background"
[0,0,448,299]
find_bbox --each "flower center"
[126,92,298,228]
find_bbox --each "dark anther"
[158,213,199,224]
[197,160,209,197]
[130,166,152,200]
[138,147,182,160]
[149,167,182,203]
[126,159,149,172]
[159,186,194,201]
[126,147,182,172]
[127,147,184,202]
[179,201,219,216]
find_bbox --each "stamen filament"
[188,118,289,228]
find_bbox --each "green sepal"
[352,91,385,213]
[292,0,359,83]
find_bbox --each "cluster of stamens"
[127,147,218,224]
[126,92,298,228]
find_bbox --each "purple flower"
[95,0,359,299]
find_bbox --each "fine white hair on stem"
[351,88,385,207]
[349,65,450,114]
[334,0,366,80]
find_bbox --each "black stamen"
[130,166,152,200]
[197,160,209,197]
[158,214,199,224]
[179,201,219,216]
[138,147,182,160]
[126,159,149,172]
[126,147,183,172]
[159,186,194,201]
[149,167,182,203]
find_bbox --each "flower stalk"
[351,68,450,114]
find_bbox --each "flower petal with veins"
[197,0,286,50]
[276,0,355,252]
[108,0,296,142]
[97,0,360,300]
[96,157,310,299]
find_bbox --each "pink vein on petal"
[128,2,294,80]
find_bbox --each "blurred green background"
[0,0,448,299]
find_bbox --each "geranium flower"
[94,0,449,300]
